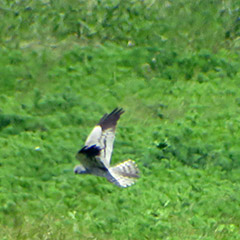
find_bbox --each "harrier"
[74,108,139,187]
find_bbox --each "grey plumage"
[74,108,139,188]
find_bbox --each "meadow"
[0,0,240,239]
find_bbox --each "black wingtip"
[78,145,101,157]
[113,107,125,116]
[98,108,125,130]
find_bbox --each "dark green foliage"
[1,0,240,239]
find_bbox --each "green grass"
[1,0,240,239]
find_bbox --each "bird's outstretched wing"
[78,108,124,168]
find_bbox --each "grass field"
[1,0,240,239]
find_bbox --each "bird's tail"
[107,160,140,188]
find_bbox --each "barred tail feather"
[107,160,140,188]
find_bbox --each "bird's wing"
[81,108,124,168]
[97,108,124,167]
[76,145,107,170]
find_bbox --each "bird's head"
[74,165,88,174]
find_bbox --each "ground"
[0,1,240,239]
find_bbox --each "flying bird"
[74,108,139,188]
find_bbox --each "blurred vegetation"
[0,0,240,239]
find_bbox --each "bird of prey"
[74,108,139,188]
